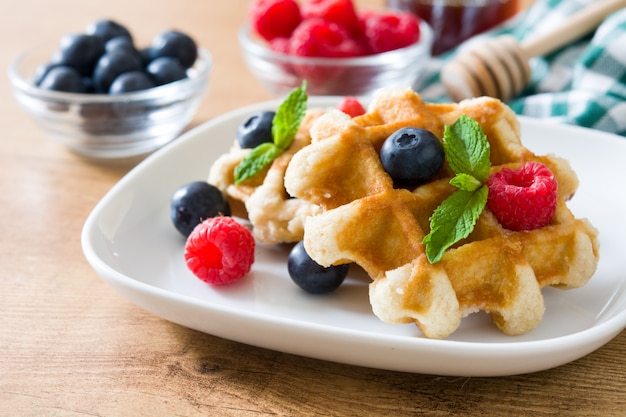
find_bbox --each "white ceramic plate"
[82,97,626,377]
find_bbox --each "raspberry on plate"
[361,10,421,54]
[486,161,558,231]
[337,96,366,117]
[184,217,255,285]
[250,0,302,41]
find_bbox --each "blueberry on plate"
[171,181,231,237]
[146,57,187,86]
[288,241,349,294]
[149,30,198,68]
[39,66,87,93]
[380,127,445,186]
[237,111,275,149]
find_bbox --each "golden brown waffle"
[284,88,599,339]
[208,110,324,245]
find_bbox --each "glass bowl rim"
[8,43,212,104]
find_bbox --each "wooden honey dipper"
[440,0,626,102]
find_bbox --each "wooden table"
[1,1,624,415]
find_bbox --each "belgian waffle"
[284,88,599,339]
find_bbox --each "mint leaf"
[234,143,282,184]
[423,186,488,264]
[234,83,308,185]
[423,115,492,263]
[272,82,308,150]
[443,114,491,182]
[449,173,482,192]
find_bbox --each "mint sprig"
[422,115,491,264]
[444,115,491,182]
[234,82,308,184]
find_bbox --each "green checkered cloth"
[418,0,626,137]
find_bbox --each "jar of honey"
[387,0,521,55]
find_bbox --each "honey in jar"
[387,0,520,55]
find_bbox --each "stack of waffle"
[211,88,600,339]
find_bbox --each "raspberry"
[301,0,361,36]
[249,0,302,41]
[361,10,421,54]
[337,96,366,117]
[184,217,255,285]
[269,37,291,54]
[289,18,366,58]
[288,18,366,87]
[486,162,558,231]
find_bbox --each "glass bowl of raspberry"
[240,1,433,97]
[8,20,212,160]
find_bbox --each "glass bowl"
[238,21,433,97]
[8,43,212,159]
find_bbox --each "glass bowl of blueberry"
[239,0,433,97]
[8,19,211,159]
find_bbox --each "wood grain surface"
[1,0,624,416]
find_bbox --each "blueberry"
[82,76,96,93]
[109,71,155,93]
[146,57,187,86]
[149,30,198,68]
[33,62,62,86]
[138,47,152,65]
[380,127,445,186]
[92,50,143,93]
[53,33,105,76]
[171,181,231,237]
[237,111,275,149]
[39,66,87,93]
[105,36,139,57]
[86,19,132,43]
[287,241,349,294]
